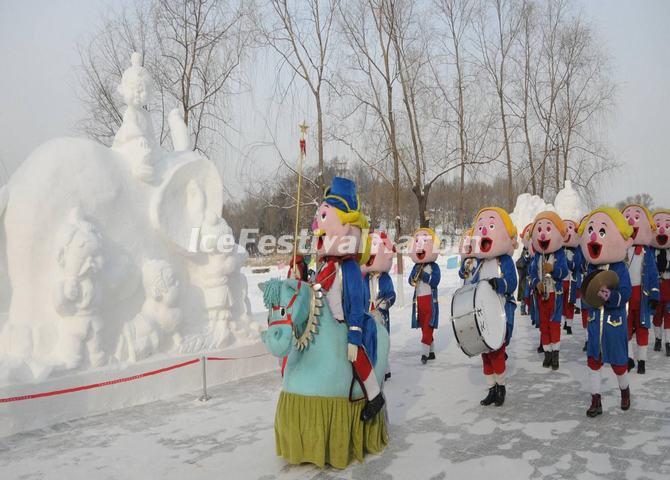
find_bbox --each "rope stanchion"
[199,355,211,402]
[0,358,201,404]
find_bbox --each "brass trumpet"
[411,264,425,286]
[541,256,553,301]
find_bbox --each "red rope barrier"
[0,358,201,404]
[206,353,270,361]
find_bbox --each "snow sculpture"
[115,259,182,363]
[554,180,586,222]
[0,52,256,385]
[113,52,157,182]
[53,209,106,368]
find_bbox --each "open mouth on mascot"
[588,241,602,259]
[632,227,639,239]
[657,234,668,246]
[538,239,550,251]
[416,249,426,261]
[480,237,493,253]
[366,254,376,267]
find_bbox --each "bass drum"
[450,281,506,357]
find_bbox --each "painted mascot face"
[622,205,654,246]
[520,224,532,250]
[472,209,514,259]
[531,213,564,255]
[580,212,633,265]
[652,212,670,249]
[409,229,439,263]
[361,231,395,273]
[312,202,361,257]
[563,220,580,248]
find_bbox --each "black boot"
[586,394,603,417]
[542,351,552,368]
[384,372,391,381]
[481,385,497,406]
[421,355,428,364]
[428,352,436,360]
[582,341,587,352]
[552,350,560,370]
[666,343,670,357]
[654,338,662,352]
[566,326,572,335]
[575,307,581,314]
[494,384,506,406]
[637,360,645,374]
[621,386,631,411]
[537,343,544,353]
[360,393,385,422]
[563,323,568,332]
[627,357,636,372]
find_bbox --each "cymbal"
[581,270,620,308]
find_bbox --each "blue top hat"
[323,176,359,213]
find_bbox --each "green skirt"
[274,391,388,469]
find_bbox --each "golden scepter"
[291,122,308,280]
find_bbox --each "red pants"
[588,356,627,375]
[417,294,434,346]
[353,346,373,380]
[539,292,561,346]
[562,280,574,319]
[628,286,649,346]
[653,278,670,329]
[482,345,506,375]
[581,307,589,329]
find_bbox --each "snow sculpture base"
[0,342,277,438]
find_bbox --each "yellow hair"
[532,211,566,237]
[653,208,670,217]
[622,204,656,231]
[414,227,441,248]
[578,207,634,240]
[472,207,518,239]
[332,208,371,265]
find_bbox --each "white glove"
[347,343,358,362]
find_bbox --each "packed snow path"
[2,281,670,479]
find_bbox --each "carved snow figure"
[53,209,106,369]
[115,259,182,362]
[113,52,158,182]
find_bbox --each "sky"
[0,0,669,207]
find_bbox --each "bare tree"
[76,0,252,154]
[257,0,340,190]
[475,0,524,210]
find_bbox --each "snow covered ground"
[2,265,670,479]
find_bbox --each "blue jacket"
[363,272,396,332]
[584,262,631,366]
[459,255,518,344]
[565,247,581,304]
[529,248,569,322]
[340,258,378,364]
[627,246,660,328]
[409,262,440,329]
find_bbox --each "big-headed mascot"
[621,204,660,374]
[459,207,518,406]
[529,211,569,370]
[652,209,670,355]
[408,228,441,364]
[362,230,396,379]
[312,177,384,421]
[579,208,633,417]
